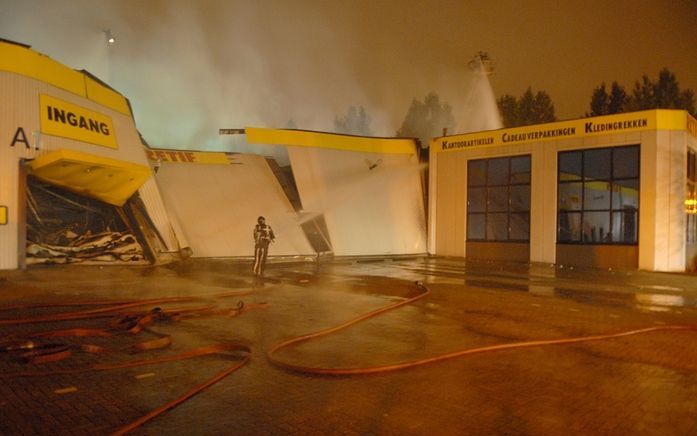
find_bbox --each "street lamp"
[103,29,115,45]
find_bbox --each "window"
[467,155,531,241]
[557,145,639,244]
[686,149,697,243]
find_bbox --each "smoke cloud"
[0,0,502,162]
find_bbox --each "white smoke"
[0,0,501,163]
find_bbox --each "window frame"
[557,144,640,245]
[467,155,531,243]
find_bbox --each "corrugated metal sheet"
[0,73,42,269]
[288,147,427,256]
[152,154,313,257]
[138,177,185,252]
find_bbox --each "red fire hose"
[0,288,260,434]
[267,282,697,376]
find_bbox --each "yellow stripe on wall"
[246,127,416,155]
[0,40,131,116]
[146,149,231,164]
[432,109,690,153]
[0,42,85,96]
[85,76,131,115]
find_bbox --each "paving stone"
[1,259,697,435]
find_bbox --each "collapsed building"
[0,39,426,270]
[4,38,696,273]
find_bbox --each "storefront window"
[686,149,697,244]
[467,155,531,242]
[557,145,639,244]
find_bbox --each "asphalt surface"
[1,257,697,435]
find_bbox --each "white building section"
[247,128,427,256]
[429,110,697,272]
[149,150,314,257]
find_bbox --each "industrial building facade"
[0,39,426,270]
[0,39,185,269]
[5,38,697,273]
[429,110,697,272]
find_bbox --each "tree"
[608,82,628,114]
[496,87,557,127]
[587,81,628,116]
[587,69,695,117]
[334,106,372,136]
[628,68,696,115]
[396,92,455,159]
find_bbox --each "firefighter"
[253,216,275,276]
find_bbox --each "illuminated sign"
[39,94,117,149]
[146,149,232,165]
[0,206,7,225]
[433,109,689,153]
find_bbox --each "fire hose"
[267,281,697,376]
[2,280,695,433]
[0,288,264,434]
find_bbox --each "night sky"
[2,0,695,152]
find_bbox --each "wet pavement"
[1,257,697,435]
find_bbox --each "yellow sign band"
[146,149,231,165]
[246,127,416,155]
[40,94,117,149]
[432,109,691,153]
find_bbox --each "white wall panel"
[288,147,427,256]
[153,154,313,257]
[138,177,185,252]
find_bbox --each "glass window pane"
[486,213,508,240]
[584,149,611,180]
[510,156,531,184]
[509,213,529,240]
[510,185,530,212]
[611,180,639,209]
[612,210,638,243]
[613,146,639,179]
[559,152,582,181]
[582,211,610,243]
[558,211,581,242]
[468,187,486,212]
[468,160,486,186]
[467,213,485,240]
[559,182,582,211]
[487,158,509,185]
[488,187,508,212]
[583,181,611,210]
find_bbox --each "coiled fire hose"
[2,280,695,434]
[0,288,263,434]
[267,281,697,376]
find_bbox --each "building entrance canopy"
[27,149,151,206]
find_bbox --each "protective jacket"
[254,223,275,248]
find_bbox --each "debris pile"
[27,231,145,265]
[26,176,146,265]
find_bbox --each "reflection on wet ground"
[1,256,697,435]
